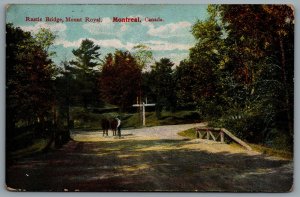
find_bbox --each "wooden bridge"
[195,127,252,151]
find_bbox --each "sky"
[6,4,208,67]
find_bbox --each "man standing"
[116,116,121,138]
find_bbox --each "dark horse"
[101,118,110,136]
[110,118,118,136]
[101,118,118,136]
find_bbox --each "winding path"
[71,123,205,141]
[6,123,293,192]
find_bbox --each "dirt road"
[71,123,205,141]
[6,124,293,192]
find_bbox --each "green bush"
[209,114,292,151]
[197,98,223,119]
[209,114,265,140]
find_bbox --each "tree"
[70,39,101,72]
[149,58,176,117]
[69,39,102,108]
[6,23,55,134]
[217,5,294,144]
[187,5,228,117]
[100,50,142,110]
[186,5,294,148]
[174,60,199,109]
[34,28,57,56]
[132,44,154,70]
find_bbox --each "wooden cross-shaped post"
[132,98,155,126]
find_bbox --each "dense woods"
[6,4,294,160]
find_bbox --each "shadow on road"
[6,139,293,192]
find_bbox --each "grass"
[71,107,105,130]
[248,143,293,159]
[116,110,201,128]
[9,125,68,160]
[10,138,49,159]
[177,128,197,139]
[178,127,293,160]
[71,107,201,130]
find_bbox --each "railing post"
[206,130,209,140]
[194,127,251,151]
[220,131,224,143]
[199,131,202,139]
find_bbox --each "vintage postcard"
[6,4,294,192]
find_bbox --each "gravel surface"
[71,123,206,141]
[6,123,293,192]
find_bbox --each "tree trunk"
[279,37,293,137]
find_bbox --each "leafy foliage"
[70,39,101,71]
[6,24,55,130]
[132,44,154,70]
[145,58,176,117]
[180,5,294,150]
[100,50,142,110]
[69,39,102,107]
[34,28,57,56]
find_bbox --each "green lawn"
[10,138,49,159]
[71,107,201,130]
[177,128,197,139]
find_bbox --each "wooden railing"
[195,127,252,151]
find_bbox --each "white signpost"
[132,99,155,126]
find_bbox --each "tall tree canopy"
[149,58,176,116]
[34,28,57,56]
[132,44,154,70]
[176,5,228,117]
[182,5,294,148]
[6,24,55,130]
[100,50,142,110]
[70,39,101,72]
[218,5,294,143]
[69,39,102,107]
